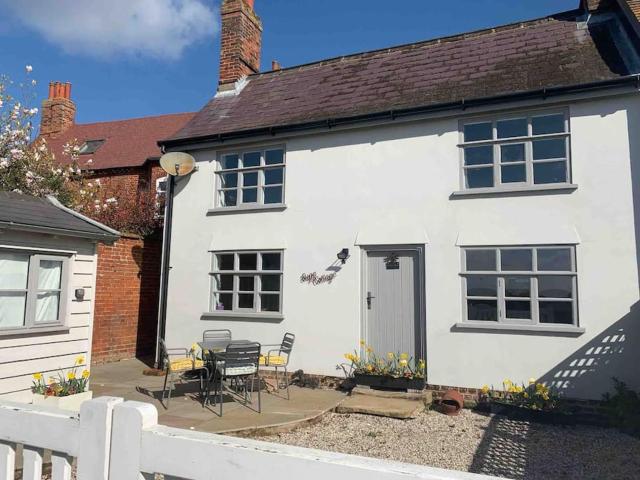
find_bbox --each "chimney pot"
[40,80,76,138]
[245,0,254,9]
[272,60,281,71]
[48,82,55,99]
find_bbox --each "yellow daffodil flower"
[399,359,408,367]
[76,355,85,365]
[359,339,366,346]
[33,373,43,381]
[387,352,394,360]
[67,371,76,380]
[399,353,409,360]
[82,370,90,379]
[366,364,373,372]
[481,385,490,394]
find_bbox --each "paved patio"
[90,359,345,434]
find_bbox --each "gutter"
[0,221,119,242]
[159,75,640,149]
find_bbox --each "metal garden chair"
[159,338,209,408]
[259,332,295,399]
[203,329,232,344]
[208,342,261,416]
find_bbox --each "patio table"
[198,340,251,405]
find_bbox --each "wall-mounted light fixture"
[337,248,350,264]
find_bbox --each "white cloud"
[1,0,217,60]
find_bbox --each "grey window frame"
[214,146,286,209]
[0,250,71,331]
[460,245,578,327]
[210,250,283,314]
[458,109,571,191]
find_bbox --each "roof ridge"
[72,111,195,128]
[252,8,586,77]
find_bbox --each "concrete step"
[335,393,425,419]
[351,386,432,404]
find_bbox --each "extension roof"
[163,5,639,147]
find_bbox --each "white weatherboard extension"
[164,93,640,400]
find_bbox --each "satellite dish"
[160,152,196,176]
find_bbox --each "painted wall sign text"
[300,272,337,285]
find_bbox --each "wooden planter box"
[33,391,93,412]
[353,374,425,391]
[485,401,607,427]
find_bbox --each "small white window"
[459,111,570,190]
[461,246,578,327]
[210,251,283,313]
[0,251,69,330]
[215,147,285,208]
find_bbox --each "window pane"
[0,292,26,328]
[506,300,531,319]
[532,114,565,135]
[534,161,566,184]
[261,294,280,312]
[533,139,565,160]
[243,172,258,187]
[220,190,237,207]
[238,293,254,309]
[214,274,234,291]
[242,188,258,203]
[0,253,29,289]
[265,149,284,165]
[466,276,497,297]
[219,172,237,188]
[466,168,494,188]
[243,152,261,168]
[464,146,493,166]
[216,254,234,271]
[539,301,573,324]
[239,276,255,292]
[538,248,572,271]
[467,299,497,321]
[500,144,525,163]
[239,253,257,270]
[38,260,62,290]
[214,292,233,311]
[497,118,527,138]
[538,276,573,298]
[505,277,530,297]
[264,168,284,185]
[262,253,281,270]
[36,292,60,323]
[264,186,283,204]
[501,249,532,271]
[501,164,526,183]
[261,274,280,292]
[464,122,492,142]
[466,250,496,271]
[222,154,239,170]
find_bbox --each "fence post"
[0,441,15,480]
[109,401,158,480]
[76,397,123,480]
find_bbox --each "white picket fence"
[0,397,500,480]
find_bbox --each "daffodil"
[191,343,198,352]
[366,364,373,372]
[399,353,409,360]
[82,369,90,379]
[32,373,42,381]
[387,352,394,360]
[76,355,85,365]
[67,371,76,380]
[359,339,366,347]
[528,377,536,385]
[366,346,373,353]
[399,359,408,367]
[481,385,490,394]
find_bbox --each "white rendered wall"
[166,93,640,399]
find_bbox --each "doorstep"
[335,387,432,419]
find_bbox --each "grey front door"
[364,248,423,361]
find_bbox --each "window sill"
[201,311,284,322]
[453,322,585,335]
[207,204,287,215]
[0,325,69,338]
[450,184,578,199]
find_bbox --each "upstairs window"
[78,139,105,155]
[216,147,285,208]
[460,111,570,190]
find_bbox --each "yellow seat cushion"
[259,355,286,366]
[169,358,205,371]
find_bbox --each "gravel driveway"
[258,410,640,480]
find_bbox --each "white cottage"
[158,0,640,399]
[0,192,118,402]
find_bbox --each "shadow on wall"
[132,232,163,364]
[539,303,640,399]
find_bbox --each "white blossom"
[25,65,33,73]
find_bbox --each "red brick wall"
[92,232,162,364]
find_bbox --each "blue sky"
[0,0,578,124]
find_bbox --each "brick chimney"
[218,0,262,92]
[40,81,76,138]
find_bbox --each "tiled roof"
[165,8,636,145]
[47,112,195,171]
[0,191,119,241]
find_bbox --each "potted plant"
[340,341,426,391]
[31,356,93,411]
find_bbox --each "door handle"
[367,291,376,310]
